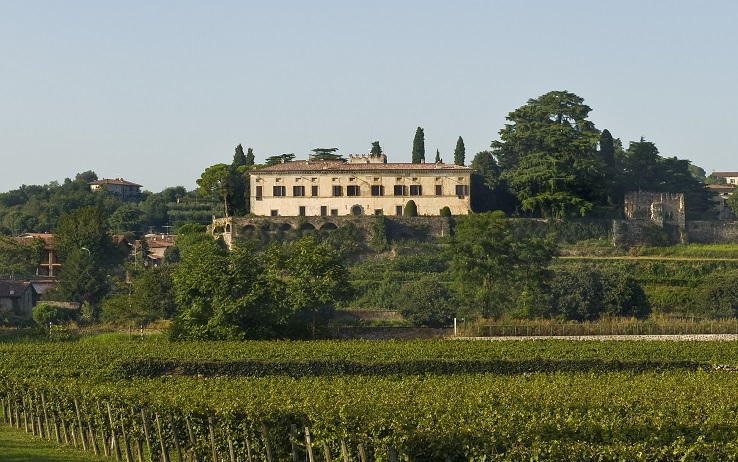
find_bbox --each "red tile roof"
[710,172,738,177]
[253,160,472,174]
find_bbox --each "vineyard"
[3,339,738,461]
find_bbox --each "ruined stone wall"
[623,191,685,227]
[686,221,738,244]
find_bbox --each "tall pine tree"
[454,136,466,166]
[412,127,425,163]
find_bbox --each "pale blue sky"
[2,1,736,192]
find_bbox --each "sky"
[2,1,737,193]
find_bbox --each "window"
[295,177,301,182]
[255,186,263,201]
[332,185,343,196]
[396,177,403,181]
[270,210,278,217]
[396,205,403,216]
[275,178,282,182]
[394,185,407,196]
[373,177,380,182]
[347,185,361,196]
[293,186,305,197]
[320,206,327,216]
[349,177,356,181]
[435,185,442,196]
[311,185,318,196]
[455,185,469,197]
[311,177,317,182]
[410,185,422,196]
[374,209,383,215]
[299,206,306,216]
[330,209,338,216]
[273,186,286,197]
[371,185,384,196]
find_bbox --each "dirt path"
[458,334,738,341]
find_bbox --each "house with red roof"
[89,178,142,200]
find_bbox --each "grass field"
[0,424,107,462]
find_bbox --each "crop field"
[3,339,738,461]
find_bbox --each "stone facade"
[686,221,738,244]
[249,156,472,217]
[623,191,685,227]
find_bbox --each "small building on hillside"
[89,178,142,200]
[710,171,738,185]
[249,154,472,217]
[15,233,60,277]
[130,234,176,267]
[706,184,736,220]
[0,281,37,318]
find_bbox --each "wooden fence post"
[388,446,399,462]
[98,401,110,457]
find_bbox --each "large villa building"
[249,153,472,217]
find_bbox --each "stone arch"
[225,223,231,233]
[299,222,316,231]
[320,222,338,230]
[240,224,256,233]
[278,223,292,231]
[351,205,364,216]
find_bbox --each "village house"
[0,280,37,318]
[249,153,472,217]
[15,232,60,277]
[710,171,738,185]
[89,178,142,200]
[706,184,736,220]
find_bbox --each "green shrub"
[32,303,63,325]
[439,206,451,217]
[403,200,418,217]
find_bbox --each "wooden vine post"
[208,416,218,462]
[107,401,123,460]
[155,413,171,462]
[290,424,299,462]
[261,423,274,462]
[304,427,315,462]
[141,409,153,460]
[169,412,183,462]
[74,398,88,451]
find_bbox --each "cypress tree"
[435,149,441,163]
[233,144,247,167]
[245,147,255,166]
[454,136,466,166]
[412,127,425,163]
